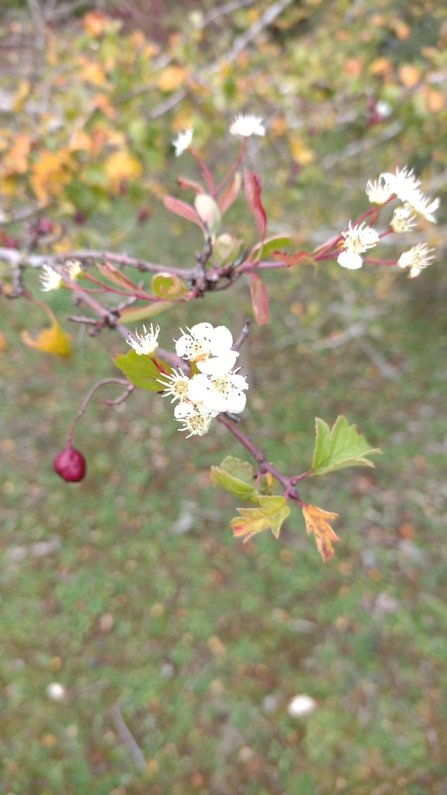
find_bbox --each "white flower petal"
[337,250,364,270]
[172,128,194,157]
[229,114,265,138]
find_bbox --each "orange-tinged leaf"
[30,151,71,204]
[398,64,421,87]
[82,10,107,35]
[302,504,340,562]
[158,65,188,92]
[21,303,71,358]
[4,134,31,174]
[104,150,142,191]
[95,260,139,290]
[0,331,7,353]
[250,274,269,326]
[427,89,445,113]
[244,168,266,241]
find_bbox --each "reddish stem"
[66,378,130,447]
[215,138,247,197]
[190,148,215,194]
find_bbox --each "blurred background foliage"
[1,1,447,793]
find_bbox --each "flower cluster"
[164,322,248,437]
[367,166,440,223]
[338,166,439,276]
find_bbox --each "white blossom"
[337,222,379,270]
[342,222,380,254]
[390,205,417,233]
[381,166,421,200]
[379,166,439,223]
[187,371,248,415]
[337,250,364,270]
[159,369,190,402]
[40,264,64,291]
[175,323,237,370]
[172,128,194,157]
[397,244,435,278]
[229,114,265,138]
[366,176,394,205]
[127,324,160,356]
[174,401,213,438]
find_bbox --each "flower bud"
[53,446,86,482]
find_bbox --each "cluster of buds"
[337,166,439,277]
[128,322,249,438]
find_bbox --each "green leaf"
[310,415,381,476]
[211,456,257,502]
[231,495,290,541]
[251,236,291,260]
[113,350,171,391]
[151,272,186,299]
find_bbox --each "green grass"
[2,249,447,793]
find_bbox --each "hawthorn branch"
[217,413,306,505]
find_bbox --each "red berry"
[54,446,86,482]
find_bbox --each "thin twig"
[110,704,146,771]
[232,319,250,351]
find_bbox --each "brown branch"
[216,413,306,505]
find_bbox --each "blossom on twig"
[127,324,160,356]
[397,244,435,278]
[229,114,265,138]
[40,264,64,291]
[172,128,194,157]
[337,222,379,270]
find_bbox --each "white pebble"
[287,694,317,718]
[46,682,66,701]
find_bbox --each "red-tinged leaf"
[177,175,205,194]
[302,504,340,562]
[218,172,242,215]
[244,167,266,240]
[163,195,204,230]
[250,274,269,326]
[272,250,314,267]
[95,260,138,289]
[120,301,174,322]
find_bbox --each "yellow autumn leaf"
[21,302,71,358]
[30,151,72,204]
[0,331,7,353]
[3,134,31,174]
[104,150,142,191]
[13,79,30,112]
[158,65,188,92]
[80,61,108,86]
[289,135,315,166]
[302,504,340,563]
